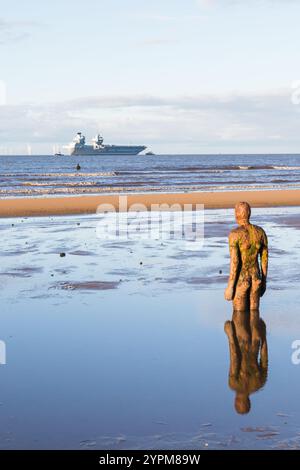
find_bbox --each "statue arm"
[225,321,239,376]
[260,335,268,369]
[225,233,239,301]
[259,321,268,387]
[260,230,268,296]
[228,336,240,376]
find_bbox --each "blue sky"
[1,0,300,154]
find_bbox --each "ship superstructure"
[64,132,146,156]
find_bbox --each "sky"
[1,0,300,154]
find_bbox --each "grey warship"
[65,132,146,156]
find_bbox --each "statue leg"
[232,309,251,344]
[249,309,261,353]
[233,279,251,312]
[224,320,240,376]
[250,278,262,310]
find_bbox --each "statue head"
[235,201,251,226]
[235,393,251,414]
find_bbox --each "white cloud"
[196,0,216,7]
[0,89,299,153]
[137,38,179,47]
[134,14,206,22]
[196,0,297,7]
[0,18,39,45]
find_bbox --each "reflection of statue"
[225,202,268,311]
[224,309,268,414]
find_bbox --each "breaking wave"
[1,154,300,198]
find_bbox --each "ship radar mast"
[74,132,86,145]
[92,133,104,149]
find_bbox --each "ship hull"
[70,144,146,156]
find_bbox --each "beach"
[3,0,300,457]
[0,206,300,449]
[1,188,300,217]
[1,154,300,450]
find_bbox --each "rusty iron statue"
[224,202,268,311]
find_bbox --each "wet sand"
[1,208,300,449]
[1,188,300,217]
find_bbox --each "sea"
[1,153,300,197]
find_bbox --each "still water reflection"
[225,309,268,415]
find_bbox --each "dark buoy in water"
[76,163,81,171]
